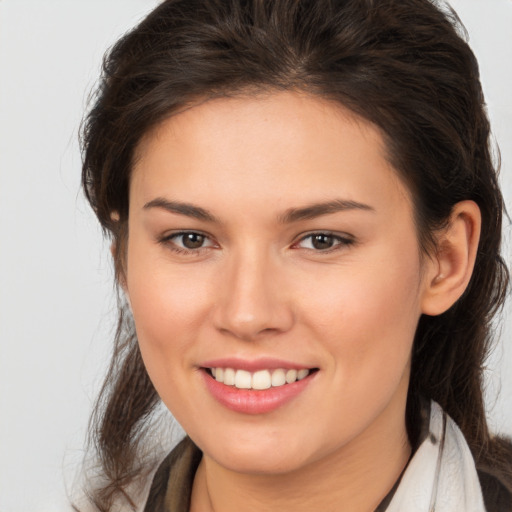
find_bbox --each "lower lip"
[201,370,316,415]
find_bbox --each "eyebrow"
[143,197,374,223]
[278,199,375,223]
[143,198,218,222]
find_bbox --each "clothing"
[143,401,512,511]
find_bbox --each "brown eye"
[181,232,206,249]
[163,231,215,252]
[311,234,336,250]
[294,232,354,252]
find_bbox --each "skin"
[123,91,481,512]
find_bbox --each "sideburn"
[112,220,129,287]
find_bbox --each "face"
[125,91,431,475]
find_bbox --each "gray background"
[0,1,510,510]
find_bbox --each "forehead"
[130,91,412,218]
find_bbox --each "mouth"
[200,362,319,414]
[204,367,318,390]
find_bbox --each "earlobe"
[421,200,481,316]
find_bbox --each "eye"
[161,231,216,252]
[294,232,354,251]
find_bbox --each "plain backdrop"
[0,1,510,511]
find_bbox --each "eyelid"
[291,231,355,251]
[159,230,218,253]
[158,229,355,254]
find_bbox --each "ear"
[421,200,481,316]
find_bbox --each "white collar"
[387,401,486,511]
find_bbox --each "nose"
[212,248,294,341]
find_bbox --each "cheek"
[125,242,213,370]
[125,259,216,423]
[299,243,423,389]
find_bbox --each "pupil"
[183,233,204,249]
[312,234,333,250]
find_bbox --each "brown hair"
[80,0,511,509]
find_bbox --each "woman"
[78,0,512,510]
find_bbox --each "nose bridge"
[213,242,292,340]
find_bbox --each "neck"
[190,395,411,512]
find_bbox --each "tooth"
[224,368,236,386]
[252,370,271,390]
[211,368,216,378]
[271,369,286,387]
[215,368,224,383]
[297,369,309,380]
[235,369,252,389]
[285,369,297,383]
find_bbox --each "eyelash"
[159,231,216,255]
[159,231,355,255]
[293,232,355,253]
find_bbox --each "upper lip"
[200,357,316,372]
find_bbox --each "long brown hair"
[80,0,511,509]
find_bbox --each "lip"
[201,357,312,372]
[200,361,318,415]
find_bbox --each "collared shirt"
[143,402,512,512]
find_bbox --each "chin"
[213,447,309,475]
[195,425,325,475]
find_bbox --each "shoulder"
[476,436,512,512]
[477,467,512,512]
[477,439,512,512]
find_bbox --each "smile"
[201,363,318,414]
[208,367,312,390]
